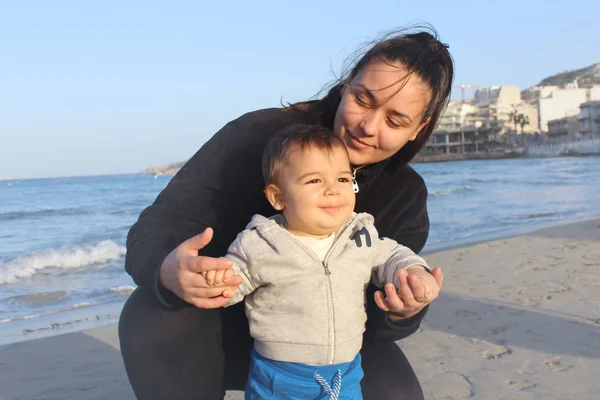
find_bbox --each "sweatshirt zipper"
[321,218,357,364]
[351,168,361,193]
[322,260,335,364]
[276,216,357,365]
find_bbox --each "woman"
[119,26,453,400]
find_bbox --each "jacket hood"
[245,212,375,238]
[246,213,283,231]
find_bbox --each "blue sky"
[1,0,598,179]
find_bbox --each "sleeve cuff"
[386,304,429,331]
[147,242,185,308]
[373,305,430,342]
[406,262,431,272]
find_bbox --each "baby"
[204,124,431,399]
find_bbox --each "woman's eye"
[387,118,403,129]
[354,93,369,107]
[338,178,350,183]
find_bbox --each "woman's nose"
[359,110,379,137]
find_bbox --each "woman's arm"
[365,170,434,341]
[125,109,286,306]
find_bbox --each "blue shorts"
[245,347,363,400]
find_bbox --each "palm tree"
[508,109,520,134]
[519,115,530,134]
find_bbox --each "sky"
[1,0,598,179]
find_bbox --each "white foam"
[65,302,92,310]
[430,185,474,197]
[0,302,93,324]
[0,240,126,284]
[0,314,41,324]
[109,285,136,296]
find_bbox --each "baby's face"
[273,145,356,238]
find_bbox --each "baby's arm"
[220,232,258,307]
[371,237,430,288]
[199,230,258,306]
[371,235,441,315]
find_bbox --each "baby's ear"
[264,184,285,211]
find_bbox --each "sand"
[403,218,600,400]
[1,219,598,400]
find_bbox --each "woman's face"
[333,60,432,166]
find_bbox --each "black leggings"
[119,287,424,400]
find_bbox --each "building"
[471,86,539,135]
[474,85,521,107]
[513,102,540,134]
[522,85,559,102]
[426,127,489,155]
[436,100,480,132]
[427,100,487,155]
[547,115,580,139]
[578,100,600,137]
[535,81,600,132]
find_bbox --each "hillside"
[537,62,600,88]
[140,161,186,176]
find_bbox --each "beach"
[1,218,598,400]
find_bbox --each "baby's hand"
[201,268,236,288]
[405,265,442,304]
[374,265,443,318]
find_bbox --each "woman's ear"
[410,118,430,141]
[264,184,285,211]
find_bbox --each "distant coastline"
[139,161,186,176]
[412,151,524,163]
[141,152,527,176]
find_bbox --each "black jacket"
[125,106,430,342]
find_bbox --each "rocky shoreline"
[140,161,186,176]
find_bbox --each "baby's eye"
[306,179,320,184]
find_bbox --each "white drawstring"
[315,370,342,400]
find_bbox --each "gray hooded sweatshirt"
[224,212,429,365]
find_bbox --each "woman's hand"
[159,227,243,309]
[374,266,444,320]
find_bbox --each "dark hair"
[262,124,348,185]
[294,25,454,163]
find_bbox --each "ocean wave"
[0,241,126,284]
[511,211,572,220]
[470,178,503,183]
[430,185,474,197]
[0,302,93,324]
[8,291,69,306]
[108,285,136,296]
[0,314,41,324]
[0,207,92,221]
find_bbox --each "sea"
[1,156,599,345]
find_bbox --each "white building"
[437,100,480,132]
[522,85,560,102]
[470,85,538,134]
[536,81,600,132]
[474,85,521,107]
